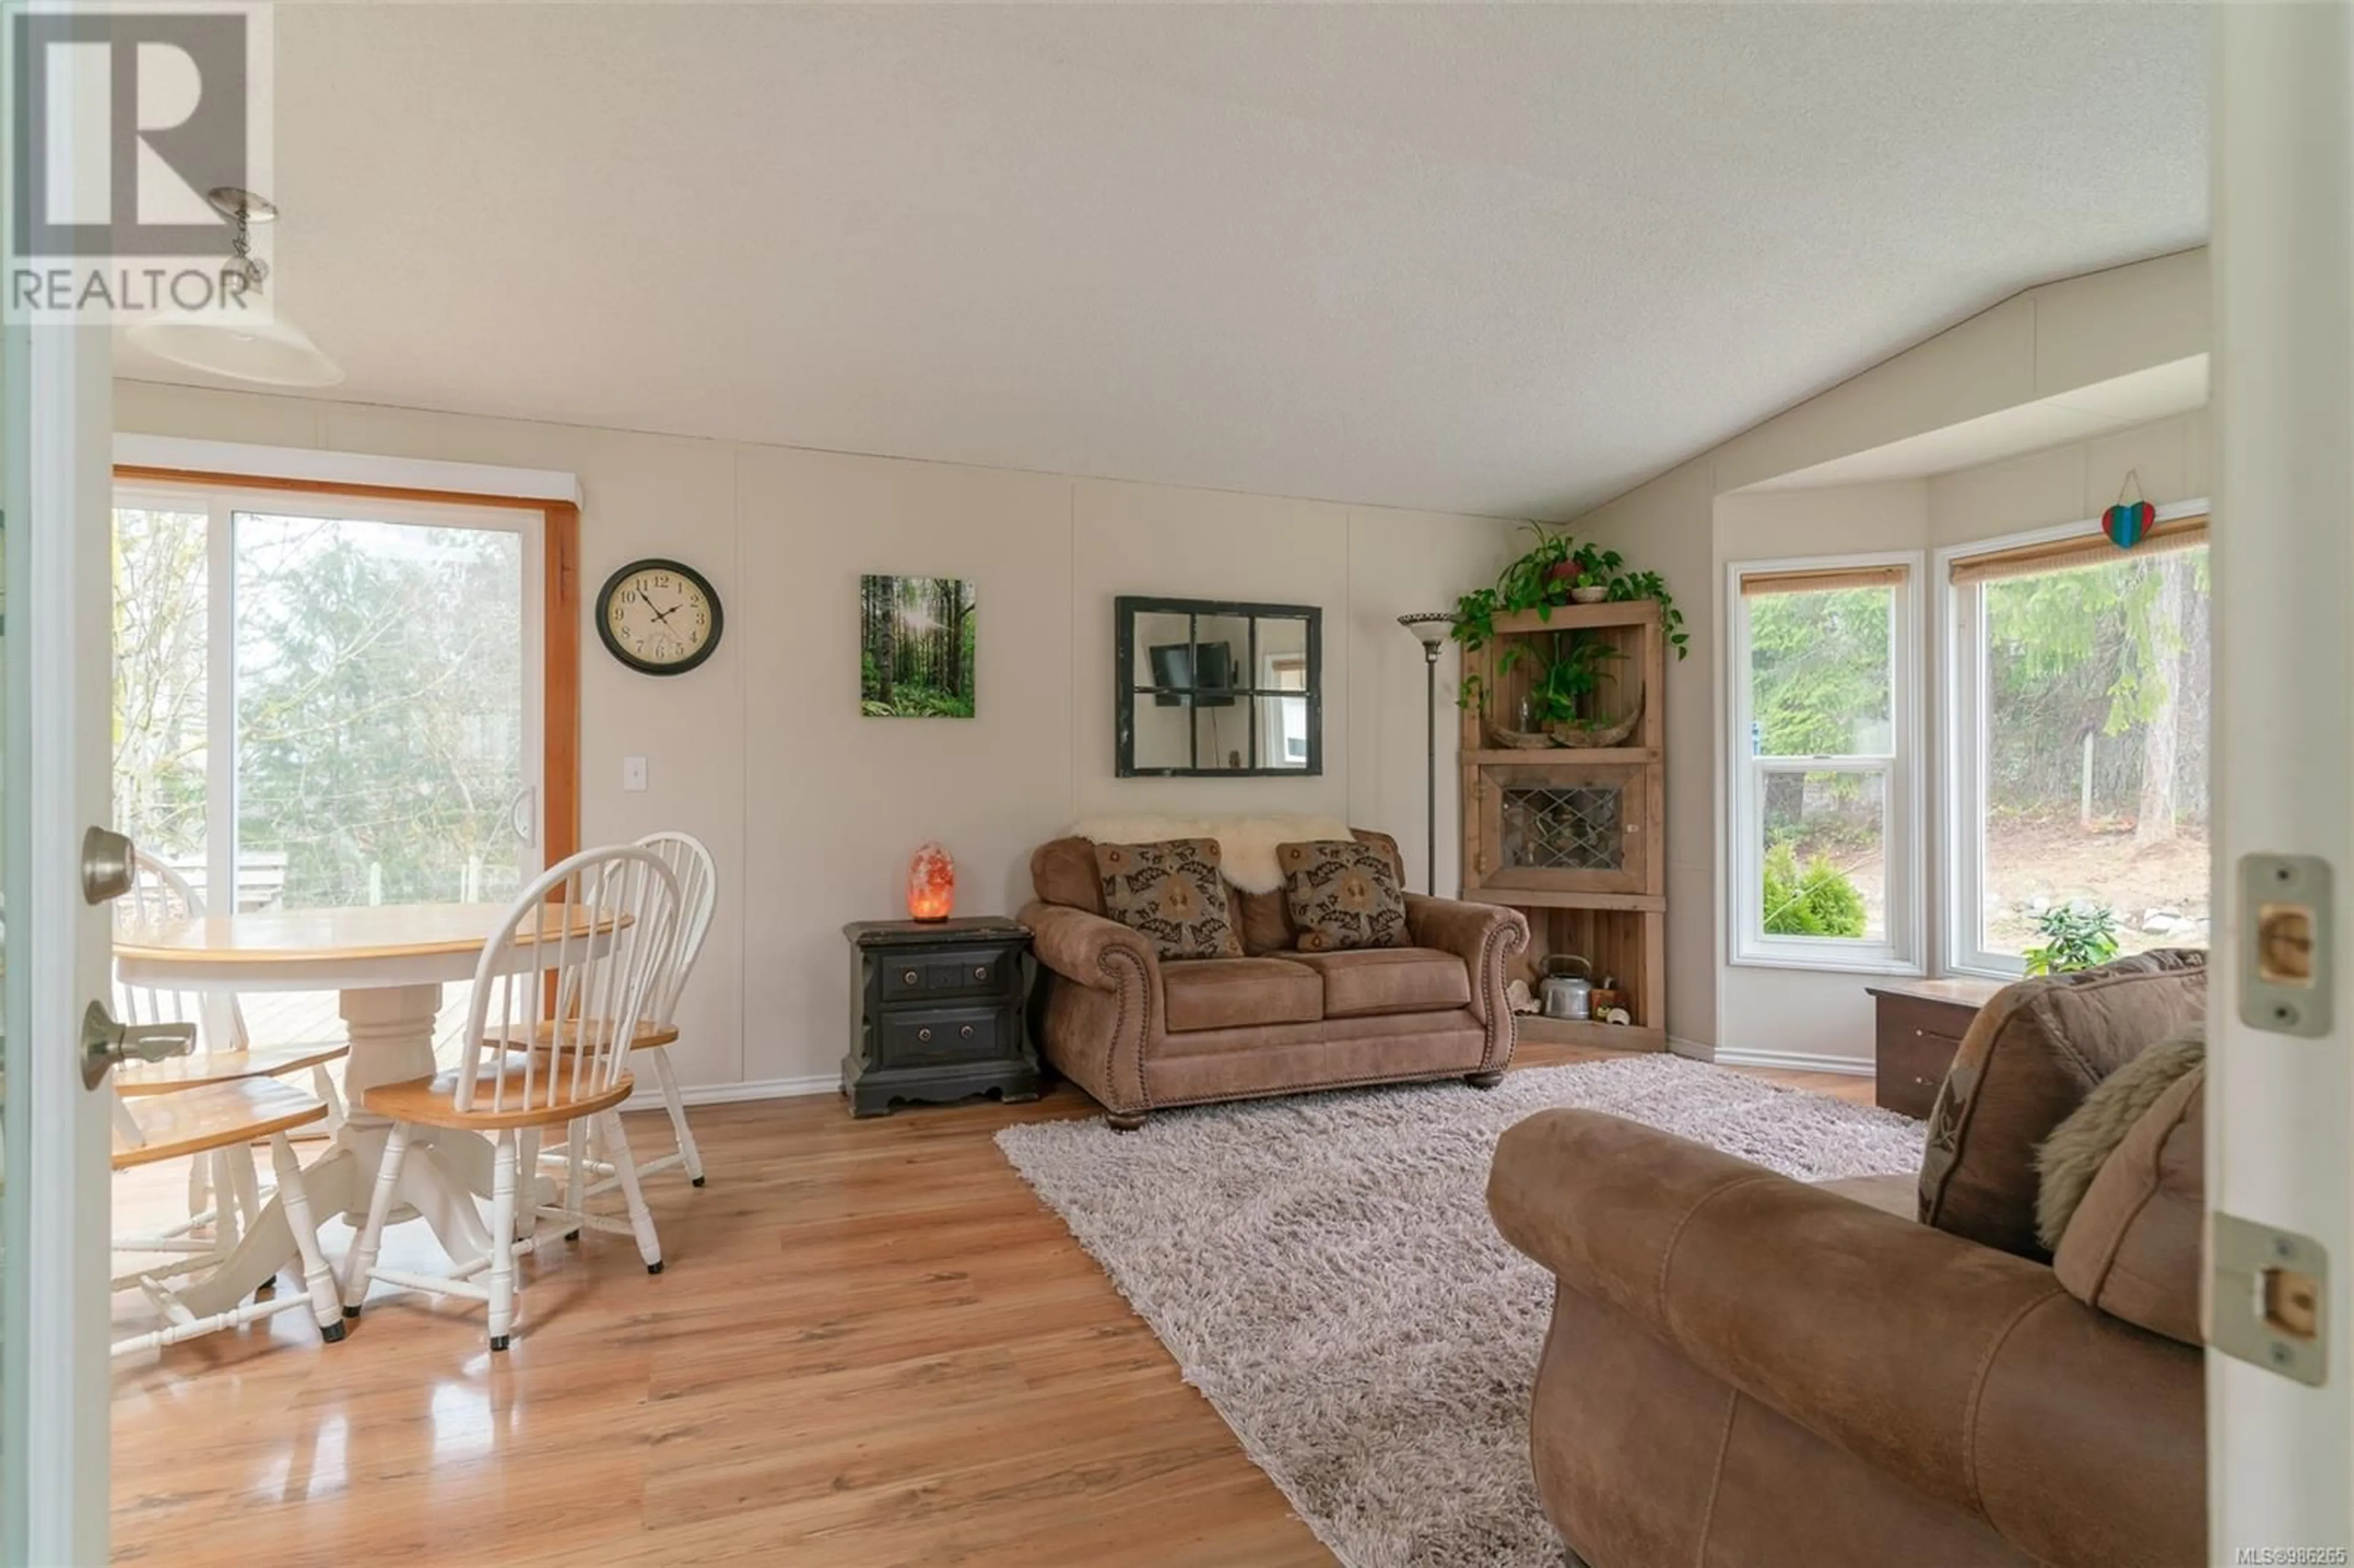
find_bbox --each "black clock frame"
[596,557,724,677]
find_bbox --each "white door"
[2210,5,2354,1553]
[1,322,119,1557]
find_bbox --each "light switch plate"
[622,755,648,792]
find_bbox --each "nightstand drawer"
[1865,987,1993,1120]
[879,1006,1005,1067]
[1878,1029,1964,1119]
[880,947,1018,1002]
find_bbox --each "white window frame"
[1937,501,2210,979]
[109,480,547,913]
[1726,550,1925,973]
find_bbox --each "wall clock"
[596,558,723,676]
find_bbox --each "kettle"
[1537,955,1593,1021]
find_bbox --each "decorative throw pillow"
[2035,1026,2205,1250]
[1094,839,1243,961]
[2052,1067,2205,1346]
[1918,948,2206,1260]
[1277,839,1409,953]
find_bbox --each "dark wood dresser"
[1863,977,2005,1118]
[844,917,1038,1117]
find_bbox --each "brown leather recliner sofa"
[1488,950,2209,1568]
[1021,828,1529,1128]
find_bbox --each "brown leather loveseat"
[1021,828,1528,1127]
[1488,951,2208,1567]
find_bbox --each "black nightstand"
[842,918,1038,1117]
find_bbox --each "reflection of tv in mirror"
[1149,641,1236,707]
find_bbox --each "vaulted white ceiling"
[115,3,2210,520]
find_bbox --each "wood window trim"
[1738,563,1910,597]
[1948,514,2209,586]
[111,465,582,873]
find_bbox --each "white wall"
[1570,248,2212,1068]
[114,381,1519,1094]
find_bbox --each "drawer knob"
[960,1024,975,1040]
[903,970,920,986]
[917,1027,934,1043]
[974,966,989,981]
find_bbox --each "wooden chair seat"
[113,1040,349,1098]
[113,1078,329,1172]
[364,1064,638,1131]
[486,1018,683,1053]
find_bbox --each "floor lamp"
[1398,614,1452,894]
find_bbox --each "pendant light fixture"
[125,187,344,387]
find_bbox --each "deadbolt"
[81,826,134,905]
[80,1000,196,1089]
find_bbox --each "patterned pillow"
[1278,840,1409,953]
[1094,839,1243,961]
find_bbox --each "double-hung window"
[1727,555,1922,971]
[1943,513,2211,975]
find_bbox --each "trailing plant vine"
[1450,524,1688,711]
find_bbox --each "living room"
[12,4,2350,1566]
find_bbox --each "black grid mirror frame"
[1114,595,1323,777]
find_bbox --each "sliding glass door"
[112,486,542,1051]
[233,507,534,909]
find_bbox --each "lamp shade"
[1397,612,1450,651]
[126,313,345,387]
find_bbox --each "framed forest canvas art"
[860,574,977,718]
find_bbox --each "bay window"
[1944,514,2211,975]
[1727,555,1922,970]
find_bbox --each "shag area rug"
[995,1054,1924,1568]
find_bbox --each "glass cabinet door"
[1475,761,1650,895]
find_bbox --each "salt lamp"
[908,842,955,922]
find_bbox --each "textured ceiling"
[114,3,2211,519]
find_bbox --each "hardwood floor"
[109,1048,1875,1566]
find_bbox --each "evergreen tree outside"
[113,508,528,913]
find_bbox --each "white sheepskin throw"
[2035,1027,2206,1250]
[1067,813,1355,894]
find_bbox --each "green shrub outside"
[1761,841,1868,938]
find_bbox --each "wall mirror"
[1115,596,1322,777]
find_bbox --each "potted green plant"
[2021,903,2120,975]
[1449,525,1688,716]
[1554,542,1617,604]
[1524,634,1618,727]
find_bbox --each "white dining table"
[113,902,606,1322]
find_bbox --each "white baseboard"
[622,1073,837,1113]
[1710,1046,1874,1078]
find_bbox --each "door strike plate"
[2239,854,2333,1038]
[2211,1211,2328,1387]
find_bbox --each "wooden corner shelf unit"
[1458,600,1667,1052]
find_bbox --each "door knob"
[81,1000,196,1089]
[81,826,135,905]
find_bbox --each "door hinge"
[2211,1211,2329,1386]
